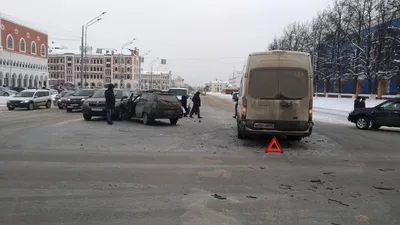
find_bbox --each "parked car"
[65,89,96,112]
[0,87,18,97]
[348,98,400,130]
[81,88,130,121]
[122,90,183,125]
[57,91,76,109]
[6,89,52,110]
[9,86,27,93]
[54,90,70,106]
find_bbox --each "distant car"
[57,91,76,109]
[0,87,17,97]
[9,86,27,93]
[81,88,130,121]
[122,90,183,125]
[6,89,52,110]
[348,98,400,130]
[65,89,96,112]
[54,90,70,106]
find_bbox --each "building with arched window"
[0,13,49,88]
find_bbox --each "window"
[31,42,37,55]
[20,38,26,52]
[7,35,14,49]
[127,59,131,64]
[127,75,130,79]
[381,101,400,110]
[114,74,118,79]
[114,67,118,72]
[114,59,118,64]
[41,44,46,57]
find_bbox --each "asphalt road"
[0,96,399,225]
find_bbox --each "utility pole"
[80,25,84,88]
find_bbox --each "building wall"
[0,14,49,87]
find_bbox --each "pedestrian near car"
[105,84,115,125]
[181,95,188,117]
[190,91,202,119]
[359,97,366,108]
[354,96,361,109]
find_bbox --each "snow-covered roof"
[48,46,135,56]
[0,12,47,34]
[210,80,229,84]
[141,71,171,75]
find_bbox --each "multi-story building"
[228,71,241,88]
[48,44,140,90]
[139,71,172,90]
[0,13,49,88]
[208,80,230,93]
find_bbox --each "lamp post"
[119,38,136,89]
[81,12,106,88]
[150,58,159,89]
[138,50,150,90]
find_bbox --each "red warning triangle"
[265,136,283,153]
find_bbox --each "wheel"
[7,106,14,111]
[45,101,51,108]
[355,116,370,130]
[3,92,9,97]
[142,113,152,125]
[237,123,247,139]
[66,108,73,112]
[27,102,34,110]
[83,114,92,121]
[287,136,302,141]
[58,106,63,109]
[170,118,178,125]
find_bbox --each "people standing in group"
[190,91,202,119]
[105,84,115,125]
[181,95,188,117]
[354,96,361,109]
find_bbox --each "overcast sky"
[2,0,330,86]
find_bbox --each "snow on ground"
[207,92,388,125]
[0,97,10,107]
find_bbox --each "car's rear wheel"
[83,114,92,121]
[27,102,34,110]
[58,105,63,109]
[237,123,247,139]
[7,106,14,111]
[45,101,51,108]
[170,118,178,125]
[3,92,9,97]
[355,116,370,130]
[142,113,152,125]
[66,108,73,112]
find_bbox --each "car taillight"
[241,96,247,120]
[309,99,313,121]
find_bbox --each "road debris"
[310,179,323,184]
[213,194,227,200]
[328,198,349,207]
[246,195,257,199]
[373,186,394,191]
[378,168,395,172]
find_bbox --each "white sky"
[2,0,331,86]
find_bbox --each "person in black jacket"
[359,97,366,108]
[181,95,188,117]
[105,84,115,125]
[190,91,202,119]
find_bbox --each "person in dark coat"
[190,91,202,119]
[181,95,188,117]
[105,83,115,125]
[359,97,366,108]
[354,96,361,109]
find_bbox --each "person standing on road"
[190,91,202,119]
[181,95,188,117]
[354,96,361,109]
[105,84,115,125]
[359,97,366,108]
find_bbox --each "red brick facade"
[1,18,48,58]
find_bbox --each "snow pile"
[0,97,10,106]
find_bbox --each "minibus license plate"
[254,123,274,129]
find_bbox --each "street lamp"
[150,58,159,89]
[138,50,150,90]
[119,38,136,89]
[80,12,106,88]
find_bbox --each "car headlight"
[23,100,29,103]
[81,98,86,101]
[67,99,71,101]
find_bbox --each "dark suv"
[122,91,183,125]
[65,89,96,112]
[348,98,400,130]
[81,88,130,121]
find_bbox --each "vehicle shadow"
[126,118,179,127]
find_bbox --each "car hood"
[69,95,90,99]
[8,97,32,101]
[85,98,122,104]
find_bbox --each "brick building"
[0,13,49,88]
[48,44,139,90]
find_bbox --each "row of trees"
[268,0,400,94]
